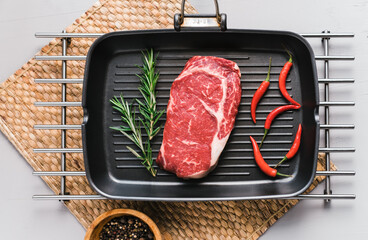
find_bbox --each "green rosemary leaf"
[141,158,149,165]
[151,128,162,139]
[120,130,138,146]
[126,146,142,159]
[153,110,165,125]
[109,126,131,132]
[135,98,145,107]
[109,126,123,132]
[137,105,150,120]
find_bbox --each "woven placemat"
[0,0,334,239]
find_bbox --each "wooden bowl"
[84,209,162,240]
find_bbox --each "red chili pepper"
[260,104,301,147]
[251,57,272,124]
[279,53,301,106]
[250,136,291,177]
[274,124,302,168]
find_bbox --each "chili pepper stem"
[265,57,272,82]
[274,156,288,168]
[287,54,292,63]
[285,49,293,63]
[259,129,269,148]
[276,172,292,178]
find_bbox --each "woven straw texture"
[0,0,334,239]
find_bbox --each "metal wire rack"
[32,31,356,201]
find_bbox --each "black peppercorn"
[99,216,153,240]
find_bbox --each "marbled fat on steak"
[156,56,242,178]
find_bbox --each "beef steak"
[156,56,242,178]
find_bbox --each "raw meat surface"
[156,56,242,178]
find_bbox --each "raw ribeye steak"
[156,56,242,178]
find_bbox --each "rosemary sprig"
[136,49,164,140]
[110,49,162,177]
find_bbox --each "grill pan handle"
[174,0,227,31]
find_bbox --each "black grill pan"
[82,29,319,200]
